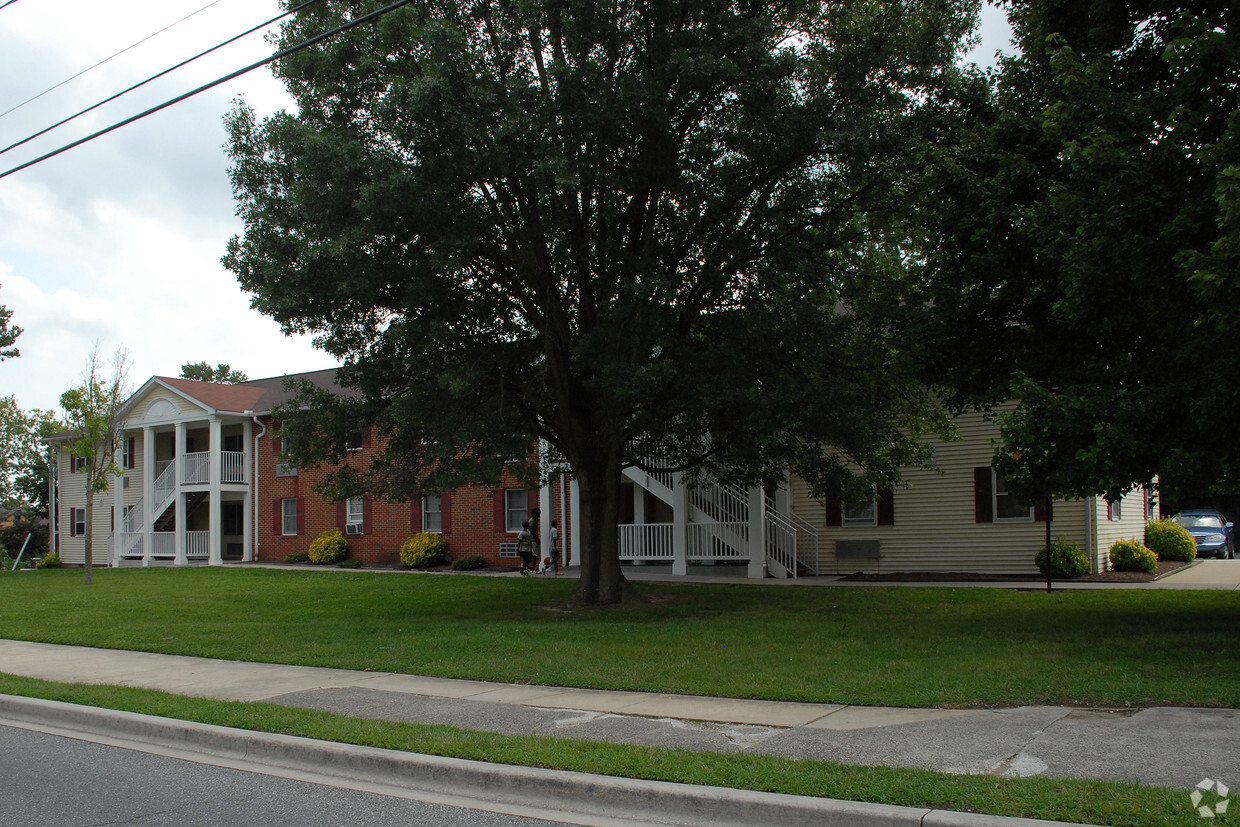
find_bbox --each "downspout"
[250,413,265,561]
[1085,495,1097,573]
[47,442,58,556]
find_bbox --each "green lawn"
[1,566,1236,708]
[1,566,1236,826]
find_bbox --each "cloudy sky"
[0,0,1013,415]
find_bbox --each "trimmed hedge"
[401,533,450,569]
[451,555,487,571]
[1034,538,1089,578]
[1110,538,1157,572]
[1144,518,1197,562]
[307,529,349,565]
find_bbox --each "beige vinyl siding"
[131,386,202,419]
[55,447,116,566]
[792,412,1091,576]
[1093,487,1153,571]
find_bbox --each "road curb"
[0,694,1094,827]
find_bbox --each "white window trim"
[504,489,528,533]
[992,469,1034,523]
[346,497,364,526]
[1107,498,1122,522]
[842,490,878,527]
[422,494,442,534]
[281,498,298,536]
[71,507,86,537]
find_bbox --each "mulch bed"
[840,559,1190,583]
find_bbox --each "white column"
[569,477,581,566]
[539,480,553,560]
[208,417,223,565]
[142,427,156,566]
[671,472,688,576]
[111,445,123,566]
[747,485,766,579]
[174,490,187,566]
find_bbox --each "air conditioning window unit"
[345,523,363,536]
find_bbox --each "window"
[993,469,1033,522]
[71,455,87,473]
[1144,486,1156,520]
[842,491,877,527]
[276,436,297,477]
[422,494,442,533]
[505,489,528,532]
[345,425,368,451]
[346,497,364,526]
[71,507,86,537]
[120,437,136,470]
[1107,498,1122,521]
[281,498,298,536]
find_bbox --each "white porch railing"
[221,451,245,483]
[122,500,141,534]
[618,523,674,560]
[153,460,176,512]
[118,532,143,559]
[182,452,210,484]
[153,532,176,558]
[688,521,749,560]
[185,531,209,560]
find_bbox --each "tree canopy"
[917,0,1240,503]
[225,0,977,602]
[180,361,249,384]
[0,397,60,512]
[0,282,21,361]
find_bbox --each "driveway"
[1154,558,1240,589]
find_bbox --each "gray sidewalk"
[2,637,1238,824]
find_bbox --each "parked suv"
[1171,511,1235,559]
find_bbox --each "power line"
[0,0,27,10]
[0,0,227,120]
[1,0,416,180]
[1,0,325,157]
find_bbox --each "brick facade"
[255,417,559,569]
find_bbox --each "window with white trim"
[1107,498,1122,521]
[346,497,364,527]
[842,490,877,527]
[992,469,1033,522]
[422,494,442,533]
[505,489,528,532]
[71,507,86,537]
[276,437,297,477]
[281,498,298,536]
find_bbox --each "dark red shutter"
[877,489,894,526]
[824,496,842,527]
[528,489,539,509]
[361,427,372,449]
[493,490,506,532]
[1034,501,1050,523]
[410,500,422,534]
[272,499,282,534]
[974,467,994,523]
[127,437,136,469]
[336,501,346,530]
[296,498,305,535]
[441,492,452,533]
[362,496,372,534]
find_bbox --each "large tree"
[918,0,1240,503]
[0,397,60,511]
[0,282,21,361]
[180,361,249,384]
[59,346,130,585]
[225,0,976,603]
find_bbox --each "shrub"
[1034,538,1089,578]
[307,530,349,565]
[337,558,363,569]
[35,552,62,569]
[401,533,450,569]
[451,555,487,571]
[1110,538,1157,572]
[284,552,310,563]
[1144,517,1197,562]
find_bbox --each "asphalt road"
[0,723,569,827]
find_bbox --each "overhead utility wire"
[1,0,416,180]
[1,0,325,157]
[1,0,227,119]
[0,0,26,10]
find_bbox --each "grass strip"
[0,672,1198,827]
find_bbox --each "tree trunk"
[83,485,94,586]
[571,448,638,605]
